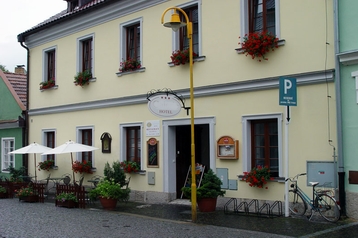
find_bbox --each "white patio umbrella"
[42,140,99,184]
[8,142,53,182]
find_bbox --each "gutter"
[18,35,30,175]
[333,0,346,216]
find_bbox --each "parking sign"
[279,77,297,106]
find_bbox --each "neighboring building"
[0,67,27,179]
[17,0,337,206]
[336,0,358,219]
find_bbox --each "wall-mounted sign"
[146,120,160,137]
[279,77,297,106]
[147,95,182,118]
[147,138,159,167]
[217,136,239,159]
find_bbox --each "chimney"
[15,65,26,75]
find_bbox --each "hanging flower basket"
[238,31,279,61]
[39,79,55,90]
[72,161,93,174]
[74,70,92,86]
[170,49,198,66]
[241,165,274,189]
[37,160,55,171]
[119,58,141,72]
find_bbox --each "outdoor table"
[50,177,64,191]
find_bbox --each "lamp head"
[163,12,186,32]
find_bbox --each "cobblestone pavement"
[0,198,357,238]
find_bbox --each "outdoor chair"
[61,174,71,185]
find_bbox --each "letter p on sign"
[279,77,297,106]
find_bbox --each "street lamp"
[161,7,197,222]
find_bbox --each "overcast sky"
[0,0,68,73]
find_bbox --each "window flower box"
[170,49,198,66]
[119,58,141,73]
[39,79,55,90]
[120,161,140,173]
[241,165,274,189]
[37,160,55,171]
[72,161,93,174]
[74,70,92,86]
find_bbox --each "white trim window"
[76,126,95,166]
[242,113,283,177]
[120,17,143,65]
[120,123,143,170]
[42,129,56,163]
[1,138,15,172]
[77,34,95,74]
[42,46,56,83]
[240,0,281,38]
[172,0,202,56]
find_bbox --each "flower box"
[19,195,39,203]
[170,49,198,66]
[40,79,55,90]
[74,70,92,86]
[56,200,78,208]
[119,58,141,72]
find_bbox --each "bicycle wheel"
[288,190,306,216]
[315,194,340,222]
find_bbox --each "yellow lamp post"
[161,7,197,222]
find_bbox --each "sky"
[0,0,68,73]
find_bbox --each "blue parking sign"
[279,77,297,106]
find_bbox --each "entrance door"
[175,124,209,198]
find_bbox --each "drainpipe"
[18,35,30,176]
[333,0,346,216]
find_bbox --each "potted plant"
[56,192,78,208]
[119,58,141,72]
[104,161,126,186]
[238,31,279,61]
[241,165,274,189]
[181,169,225,212]
[16,186,39,203]
[37,160,55,171]
[39,79,55,90]
[0,185,7,198]
[72,161,93,174]
[170,49,198,66]
[120,161,140,173]
[89,179,130,210]
[73,70,92,86]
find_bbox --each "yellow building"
[17,0,336,207]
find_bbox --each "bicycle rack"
[224,198,283,218]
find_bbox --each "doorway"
[175,124,209,198]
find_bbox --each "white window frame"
[242,113,283,177]
[120,17,143,65]
[76,126,95,166]
[240,0,281,40]
[76,33,95,74]
[119,122,143,170]
[42,46,57,83]
[1,137,15,173]
[171,0,202,56]
[41,129,57,163]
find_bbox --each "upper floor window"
[241,0,280,38]
[120,18,143,65]
[180,6,199,54]
[42,47,56,83]
[77,34,94,74]
[1,138,14,172]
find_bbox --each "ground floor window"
[1,138,14,171]
[44,131,55,162]
[120,123,142,169]
[77,127,94,165]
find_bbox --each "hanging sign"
[279,77,297,106]
[148,95,182,118]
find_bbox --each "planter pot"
[99,197,117,210]
[19,195,39,203]
[197,197,217,212]
[56,200,78,208]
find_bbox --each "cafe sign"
[148,95,182,118]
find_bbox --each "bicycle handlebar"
[285,172,307,182]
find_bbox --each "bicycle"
[286,173,341,222]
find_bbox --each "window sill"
[40,85,58,92]
[52,166,58,170]
[116,67,146,77]
[168,56,206,67]
[91,167,96,172]
[237,174,285,182]
[235,39,286,54]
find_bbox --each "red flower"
[239,31,278,61]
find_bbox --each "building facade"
[17,0,337,206]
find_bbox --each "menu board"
[147,138,159,167]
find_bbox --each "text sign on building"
[279,77,297,106]
[148,95,182,118]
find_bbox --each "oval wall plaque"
[148,95,182,118]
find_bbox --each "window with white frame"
[1,138,15,172]
[120,123,142,169]
[242,114,282,177]
[43,47,56,83]
[241,0,280,38]
[77,127,94,165]
[120,18,143,65]
[43,130,56,163]
[172,1,202,56]
[77,34,94,74]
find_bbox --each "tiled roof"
[0,70,27,109]
[22,0,108,35]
